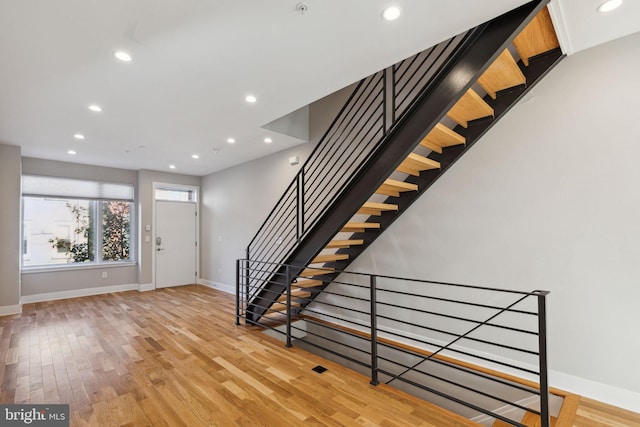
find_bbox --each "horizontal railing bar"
[377,354,539,415]
[376,326,540,376]
[294,337,372,369]
[302,308,371,331]
[238,259,548,297]
[376,301,538,335]
[376,340,541,395]
[302,317,373,343]
[376,314,539,356]
[395,37,457,110]
[306,300,370,317]
[377,288,537,316]
[303,105,384,212]
[310,290,369,303]
[376,368,527,427]
[303,73,383,180]
[291,325,371,356]
[394,45,438,89]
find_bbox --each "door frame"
[152,182,200,290]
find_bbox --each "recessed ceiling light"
[74,134,85,140]
[192,154,200,159]
[88,104,102,112]
[68,150,76,155]
[114,50,132,62]
[382,6,401,21]
[597,0,622,12]
[169,164,176,169]
[227,138,236,144]
[264,137,272,143]
[245,95,257,103]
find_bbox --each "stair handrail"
[236,258,551,427]
[245,29,476,299]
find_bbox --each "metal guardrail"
[245,30,472,301]
[236,259,551,427]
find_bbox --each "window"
[154,186,197,202]
[22,176,135,268]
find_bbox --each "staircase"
[243,0,562,324]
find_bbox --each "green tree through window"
[102,201,130,261]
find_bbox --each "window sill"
[21,262,137,275]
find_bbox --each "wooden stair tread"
[298,268,333,278]
[419,123,466,152]
[520,411,558,427]
[358,201,399,216]
[513,7,560,66]
[270,301,301,312]
[376,179,418,197]
[341,222,381,233]
[293,278,323,288]
[311,253,349,263]
[478,49,527,99]
[397,153,441,176]
[277,289,311,302]
[325,239,364,248]
[492,415,557,427]
[446,88,494,128]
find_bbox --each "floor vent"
[312,365,327,374]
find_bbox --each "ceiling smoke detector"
[295,3,308,14]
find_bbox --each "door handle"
[156,247,165,252]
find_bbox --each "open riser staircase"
[244,0,562,325]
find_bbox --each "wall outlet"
[101,271,108,279]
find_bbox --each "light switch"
[145,235,151,243]
[145,224,151,232]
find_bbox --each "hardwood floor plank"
[2,285,636,427]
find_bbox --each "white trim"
[198,278,235,294]
[138,283,154,292]
[21,283,138,304]
[152,182,200,290]
[0,302,23,316]
[547,1,574,55]
[549,369,640,413]
[304,306,640,413]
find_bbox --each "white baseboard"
[305,305,640,414]
[22,283,139,304]
[0,302,22,316]
[138,283,154,292]
[550,369,640,413]
[198,278,235,294]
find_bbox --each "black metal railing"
[236,259,551,427]
[245,30,472,302]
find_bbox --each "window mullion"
[95,200,102,264]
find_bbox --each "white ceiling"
[1,0,638,176]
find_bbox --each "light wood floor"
[0,285,477,426]
[1,285,638,426]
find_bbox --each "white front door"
[155,201,197,288]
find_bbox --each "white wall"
[343,31,640,411]
[0,144,22,314]
[203,32,640,410]
[199,86,354,292]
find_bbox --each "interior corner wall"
[137,170,201,287]
[343,31,640,411]
[199,84,355,292]
[0,144,22,312]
